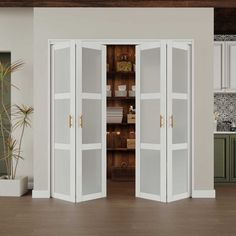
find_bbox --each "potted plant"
[0,61,33,196]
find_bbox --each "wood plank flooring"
[0,183,236,236]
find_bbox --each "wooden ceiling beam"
[1,0,236,8]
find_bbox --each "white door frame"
[48,39,194,202]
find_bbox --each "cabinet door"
[226,42,236,92]
[214,42,225,91]
[214,135,230,183]
[230,135,236,182]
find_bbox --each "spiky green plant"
[0,61,33,179]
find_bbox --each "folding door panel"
[136,42,166,202]
[167,42,191,202]
[51,41,76,202]
[76,42,106,202]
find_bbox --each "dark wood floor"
[0,183,236,236]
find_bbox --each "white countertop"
[214,131,236,134]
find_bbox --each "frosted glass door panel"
[82,150,102,195]
[82,48,101,93]
[140,150,160,195]
[54,47,70,93]
[82,99,101,144]
[54,99,70,144]
[172,150,188,195]
[54,150,70,195]
[141,100,160,144]
[140,48,161,93]
[172,48,188,93]
[172,100,188,144]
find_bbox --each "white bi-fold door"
[51,40,192,203]
[51,41,76,202]
[136,42,167,202]
[167,42,191,202]
[51,41,106,203]
[76,42,106,202]
[136,41,192,203]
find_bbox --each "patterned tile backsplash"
[214,94,236,131]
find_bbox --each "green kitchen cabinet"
[0,52,11,176]
[230,135,236,182]
[214,134,230,183]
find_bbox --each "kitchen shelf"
[107,71,135,77]
[107,97,135,101]
[107,148,135,152]
[107,122,135,126]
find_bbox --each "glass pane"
[172,99,188,144]
[82,150,102,195]
[54,99,70,144]
[141,100,160,144]
[172,150,188,195]
[54,150,70,195]
[141,48,160,93]
[54,47,70,93]
[140,150,160,195]
[82,99,101,144]
[172,48,188,93]
[82,48,101,93]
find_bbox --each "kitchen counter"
[214,131,236,134]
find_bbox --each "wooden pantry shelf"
[107,148,135,152]
[107,97,135,101]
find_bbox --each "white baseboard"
[32,190,50,198]
[192,189,216,198]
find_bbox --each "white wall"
[0,8,34,187]
[33,8,214,193]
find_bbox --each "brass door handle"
[80,115,83,128]
[170,115,174,128]
[69,115,73,128]
[160,115,165,128]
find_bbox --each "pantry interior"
[106,45,136,196]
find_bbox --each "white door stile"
[76,41,106,202]
[51,40,76,203]
[135,45,141,198]
[76,40,83,202]
[160,41,167,203]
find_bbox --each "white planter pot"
[0,176,28,197]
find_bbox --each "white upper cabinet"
[214,41,236,92]
[226,42,236,92]
[214,42,225,91]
